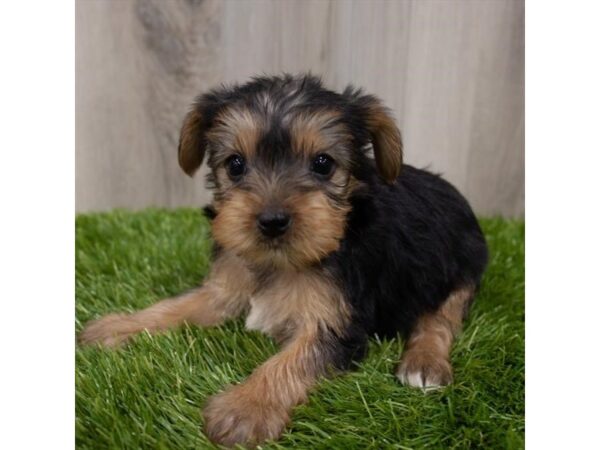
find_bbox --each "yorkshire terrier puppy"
[80,74,488,447]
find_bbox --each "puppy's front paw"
[396,350,453,388]
[79,313,139,348]
[203,386,289,448]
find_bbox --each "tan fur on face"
[290,110,349,157]
[286,190,350,266]
[203,323,338,447]
[396,285,474,387]
[288,109,360,199]
[213,188,350,269]
[207,106,263,158]
[211,188,263,259]
[79,251,254,347]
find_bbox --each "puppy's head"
[178,74,402,268]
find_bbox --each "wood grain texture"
[76,0,524,216]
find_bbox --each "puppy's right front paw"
[79,314,139,348]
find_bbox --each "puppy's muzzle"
[257,210,291,238]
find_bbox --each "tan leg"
[396,285,474,388]
[203,324,334,447]
[79,252,254,347]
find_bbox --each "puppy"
[80,74,488,447]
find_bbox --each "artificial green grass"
[75,209,524,449]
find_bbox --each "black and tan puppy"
[80,74,488,447]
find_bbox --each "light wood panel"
[76,0,524,216]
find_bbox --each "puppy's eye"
[226,154,246,180]
[311,154,335,178]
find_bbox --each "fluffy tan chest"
[244,270,348,340]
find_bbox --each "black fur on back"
[324,163,488,369]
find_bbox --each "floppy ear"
[349,92,403,183]
[178,108,207,177]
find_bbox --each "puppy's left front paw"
[203,386,289,448]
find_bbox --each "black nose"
[257,210,291,238]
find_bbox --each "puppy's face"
[178,75,403,269]
[207,106,354,268]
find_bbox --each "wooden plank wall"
[76,0,524,216]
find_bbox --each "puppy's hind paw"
[396,351,453,389]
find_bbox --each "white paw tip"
[397,370,444,390]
